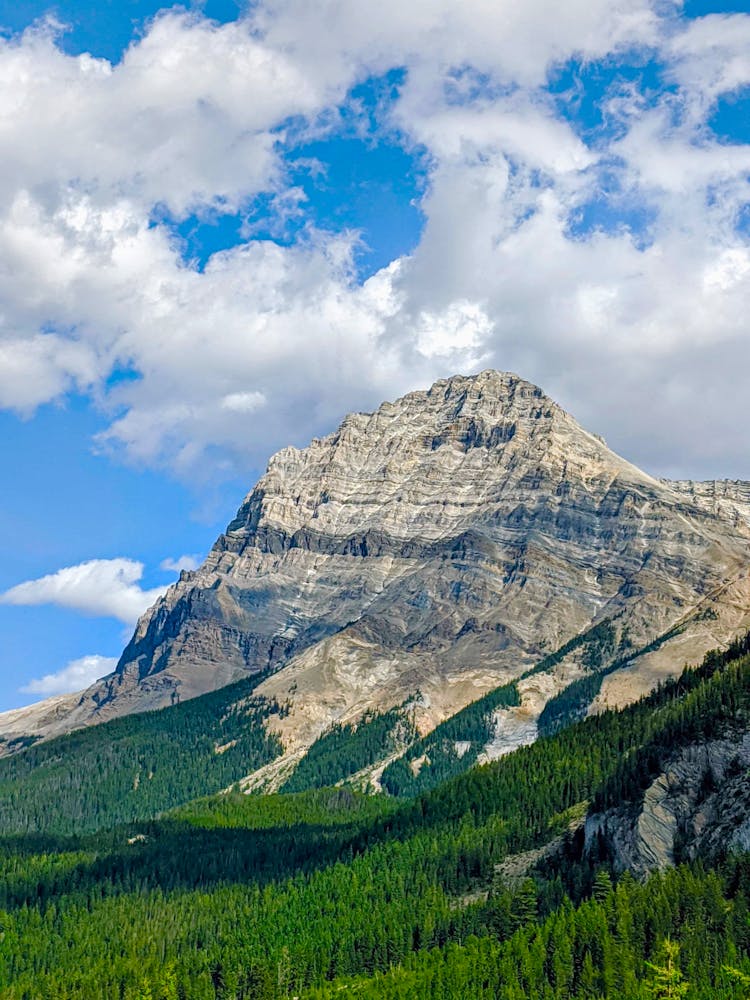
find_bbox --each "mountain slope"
[0,673,282,835]
[2,636,750,998]
[2,370,749,778]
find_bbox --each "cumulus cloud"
[0,559,168,625]
[255,0,659,89]
[0,1,749,480]
[666,14,750,115]
[20,654,118,696]
[0,13,323,216]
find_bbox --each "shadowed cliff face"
[3,370,750,755]
[585,735,750,878]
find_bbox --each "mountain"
[2,370,750,791]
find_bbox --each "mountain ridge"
[2,370,750,780]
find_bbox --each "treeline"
[522,617,622,678]
[280,706,414,793]
[537,670,611,737]
[537,618,690,738]
[0,674,283,835]
[0,613,698,840]
[381,682,520,796]
[593,631,750,813]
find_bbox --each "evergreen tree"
[644,940,690,1000]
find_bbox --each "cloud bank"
[0,558,168,625]
[20,654,118,696]
[0,3,749,478]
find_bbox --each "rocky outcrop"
[668,480,750,529]
[584,735,750,877]
[3,370,750,761]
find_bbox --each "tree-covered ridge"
[380,682,521,796]
[0,635,748,998]
[0,610,704,845]
[593,630,750,814]
[279,705,416,793]
[285,617,625,799]
[536,618,690,738]
[283,619,636,802]
[379,616,687,794]
[0,673,283,836]
[0,787,398,914]
[522,617,623,678]
[537,670,613,737]
[172,785,396,831]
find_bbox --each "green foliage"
[537,671,609,737]
[0,674,283,835]
[537,620,696,738]
[307,864,743,999]
[280,706,414,793]
[579,619,617,670]
[0,634,748,998]
[381,682,520,796]
[522,618,619,678]
[644,938,690,999]
[593,630,750,814]
[172,785,396,830]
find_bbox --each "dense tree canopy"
[0,634,748,997]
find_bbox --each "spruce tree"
[644,939,690,1000]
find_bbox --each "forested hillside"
[279,705,414,793]
[0,674,283,835]
[0,613,731,840]
[0,635,749,997]
[380,681,521,796]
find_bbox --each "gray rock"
[3,370,750,762]
[585,735,750,877]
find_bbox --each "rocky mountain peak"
[219,369,647,559]
[2,370,749,761]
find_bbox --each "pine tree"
[644,939,690,1000]
[592,870,613,905]
[511,879,538,929]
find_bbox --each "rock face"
[668,479,750,529]
[584,735,750,878]
[3,370,750,758]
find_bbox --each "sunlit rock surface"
[3,370,750,762]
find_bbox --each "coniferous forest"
[0,635,750,997]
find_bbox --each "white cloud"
[160,554,202,573]
[666,14,750,116]
[0,333,98,412]
[220,391,267,413]
[415,301,492,364]
[0,13,323,216]
[0,559,168,625]
[20,654,118,696]
[0,2,748,482]
[255,0,659,90]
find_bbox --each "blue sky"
[0,0,749,710]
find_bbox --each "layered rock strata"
[2,371,749,763]
[584,735,750,877]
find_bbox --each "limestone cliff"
[2,370,750,763]
[584,735,750,877]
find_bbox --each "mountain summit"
[3,371,750,769]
